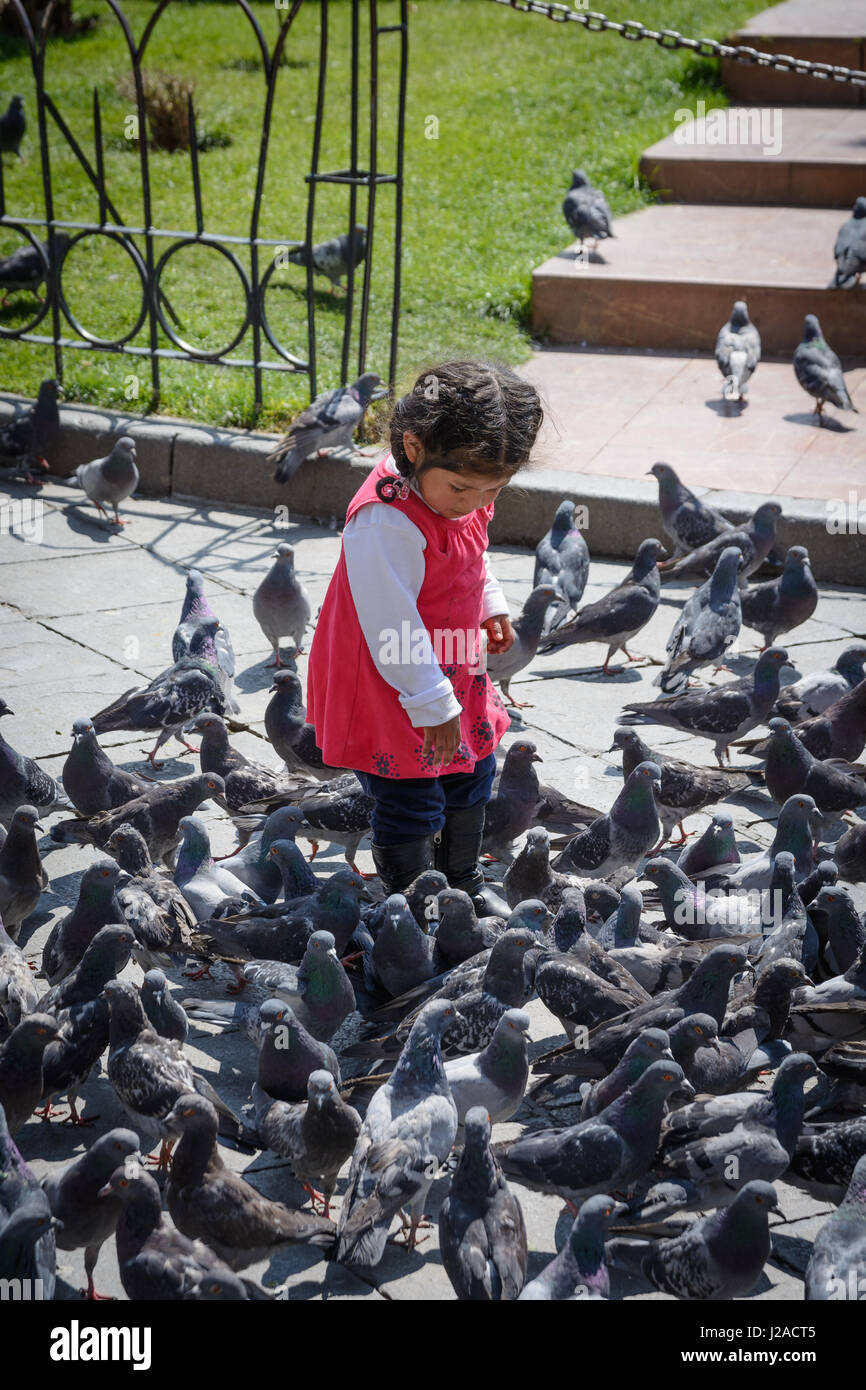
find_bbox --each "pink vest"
[306,457,510,778]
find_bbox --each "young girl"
[306,360,543,903]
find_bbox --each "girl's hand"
[421,715,462,767]
[482,614,515,655]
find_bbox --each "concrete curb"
[1,393,863,583]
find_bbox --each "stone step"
[722,0,866,106]
[640,107,866,209]
[531,204,866,355]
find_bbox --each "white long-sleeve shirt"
[342,458,507,729]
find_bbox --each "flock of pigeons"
[564,168,861,416]
[0,444,865,1303]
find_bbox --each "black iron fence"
[0,0,407,411]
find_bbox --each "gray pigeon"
[810,886,866,975]
[104,824,197,969]
[173,815,259,922]
[213,805,305,903]
[295,776,374,873]
[764,718,866,813]
[836,822,866,885]
[0,238,65,309]
[438,1106,527,1301]
[534,500,590,629]
[715,795,821,891]
[610,728,751,849]
[562,168,614,255]
[806,1153,866,1300]
[41,859,124,985]
[245,999,340,1103]
[265,670,343,780]
[0,913,38,1040]
[831,197,866,289]
[677,809,741,878]
[787,1117,866,1203]
[656,545,743,694]
[286,225,367,289]
[371,895,437,999]
[775,643,866,723]
[42,1128,141,1300]
[141,969,188,1043]
[753,677,866,763]
[37,922,134,1017]
[537,538,665,674]
[481,740,543,863]
[62,717,151,816]
[90,644,227,769]
[268,372,382,484]
[173,569,238,714]
[715,299,761,401]
[163,1093,335,1269]
[443,1008,530,1127]
[0,1097,56,1296]
[73,436,138,526]
[486,585,557,707]
[551,761,661,878]
[252,543,312,667]
[649,462,733,559]
[251,1071,361,1218]
[0,805,48,939]
[0,376,60,484]
[0,707,73,826]
[660,500,782,587]
[607,1180,780,1299]
[519,1194,622,1300]
[793,314,857,417]
[0,1013,59,1134]
[575,1029,675,1119]
[0,95,25,157]
[619,646,792,766]
[740,545,818,648]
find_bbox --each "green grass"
[0,0,768,429]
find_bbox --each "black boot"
[433,803,487,900]
[370,836,434,897]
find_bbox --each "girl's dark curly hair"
[386,359,543,481]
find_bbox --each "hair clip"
[375,476,412,503]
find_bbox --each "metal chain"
[485,0,866,87]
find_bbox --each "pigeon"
[294,777,374,873]
[371,895,437,999]
[806,1153,866,1300]
[655,545,743,694]
[518,1194,622,1300]
[37,922,134,1017]
[715,796,821,892]
[502,826,581,911]
[0,913,38,1040]
[740,545,818,649]
[0,707,73,827]
[535,937,650,1041]
[481,740,543,863]
[727,956,808,1042]
[99,1160,261,1300]
[251,1071,361,1217]
[486,584,557,707]
[660,501,782,586]
[537,538,665,674]
[0,95,25,156]
[715,299,761,401]
[268,372,382,484]
[335,999,462,1264]
[677,809,741,878]
[0,1198,59,1300]
[786,937,866,1046]
[211,805,305,903]
[640,860,760,939]
[73,436,138,526]
[592,881,661,951]
[42,1128,142,1300]
[805,1039,866,1118]
[533,500,590,629]
[205,859,364,961]
[836,822,866,884]
[750,678,866,763]
[649,462,733,559]
[38,990,118,1129]
[562,168,614,255]
[775,643,866,723]
[141,969,188,1043]
[0,1097,56,1297]
[793,314,858,417]
[0,376,60,483]
[210,998,340,1102]
[191,714,292,815]
[659,1052,817,1149]
[430,888,502,965]
[252,543,312,666]
[607,1180,780,1299]
[265,670,343,780]
[763,718,866,813]
[52,772,226,867]
[90,643,227,770]
[443,1008,530,1127]
[103,824,197,968]
[40,859,124,985]
[173,815,259,922]
[438,1106,527,1301]
[286,225,367,289]
[172,569,238,714]
[0,1013,59,1133]
[831,197,866,289]
[164,1093,335,1268]
[551,761,661,878]
[619,646,792,766]
[0,805,48,940]
[187,930,354,1042]
[787,1117,866,1203]
[574,1028,675,1119]
[610,729,751,850]
[103,980,242,1160]
[810,887,866,976]
[499,1060,686,1203]
[61,718,151,816]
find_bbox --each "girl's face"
[416,466,509,518]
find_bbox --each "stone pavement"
[2,477,865,1301]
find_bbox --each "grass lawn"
[0,0,768,430]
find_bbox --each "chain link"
[485,0,866,87]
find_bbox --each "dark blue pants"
[355,753,496,845]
